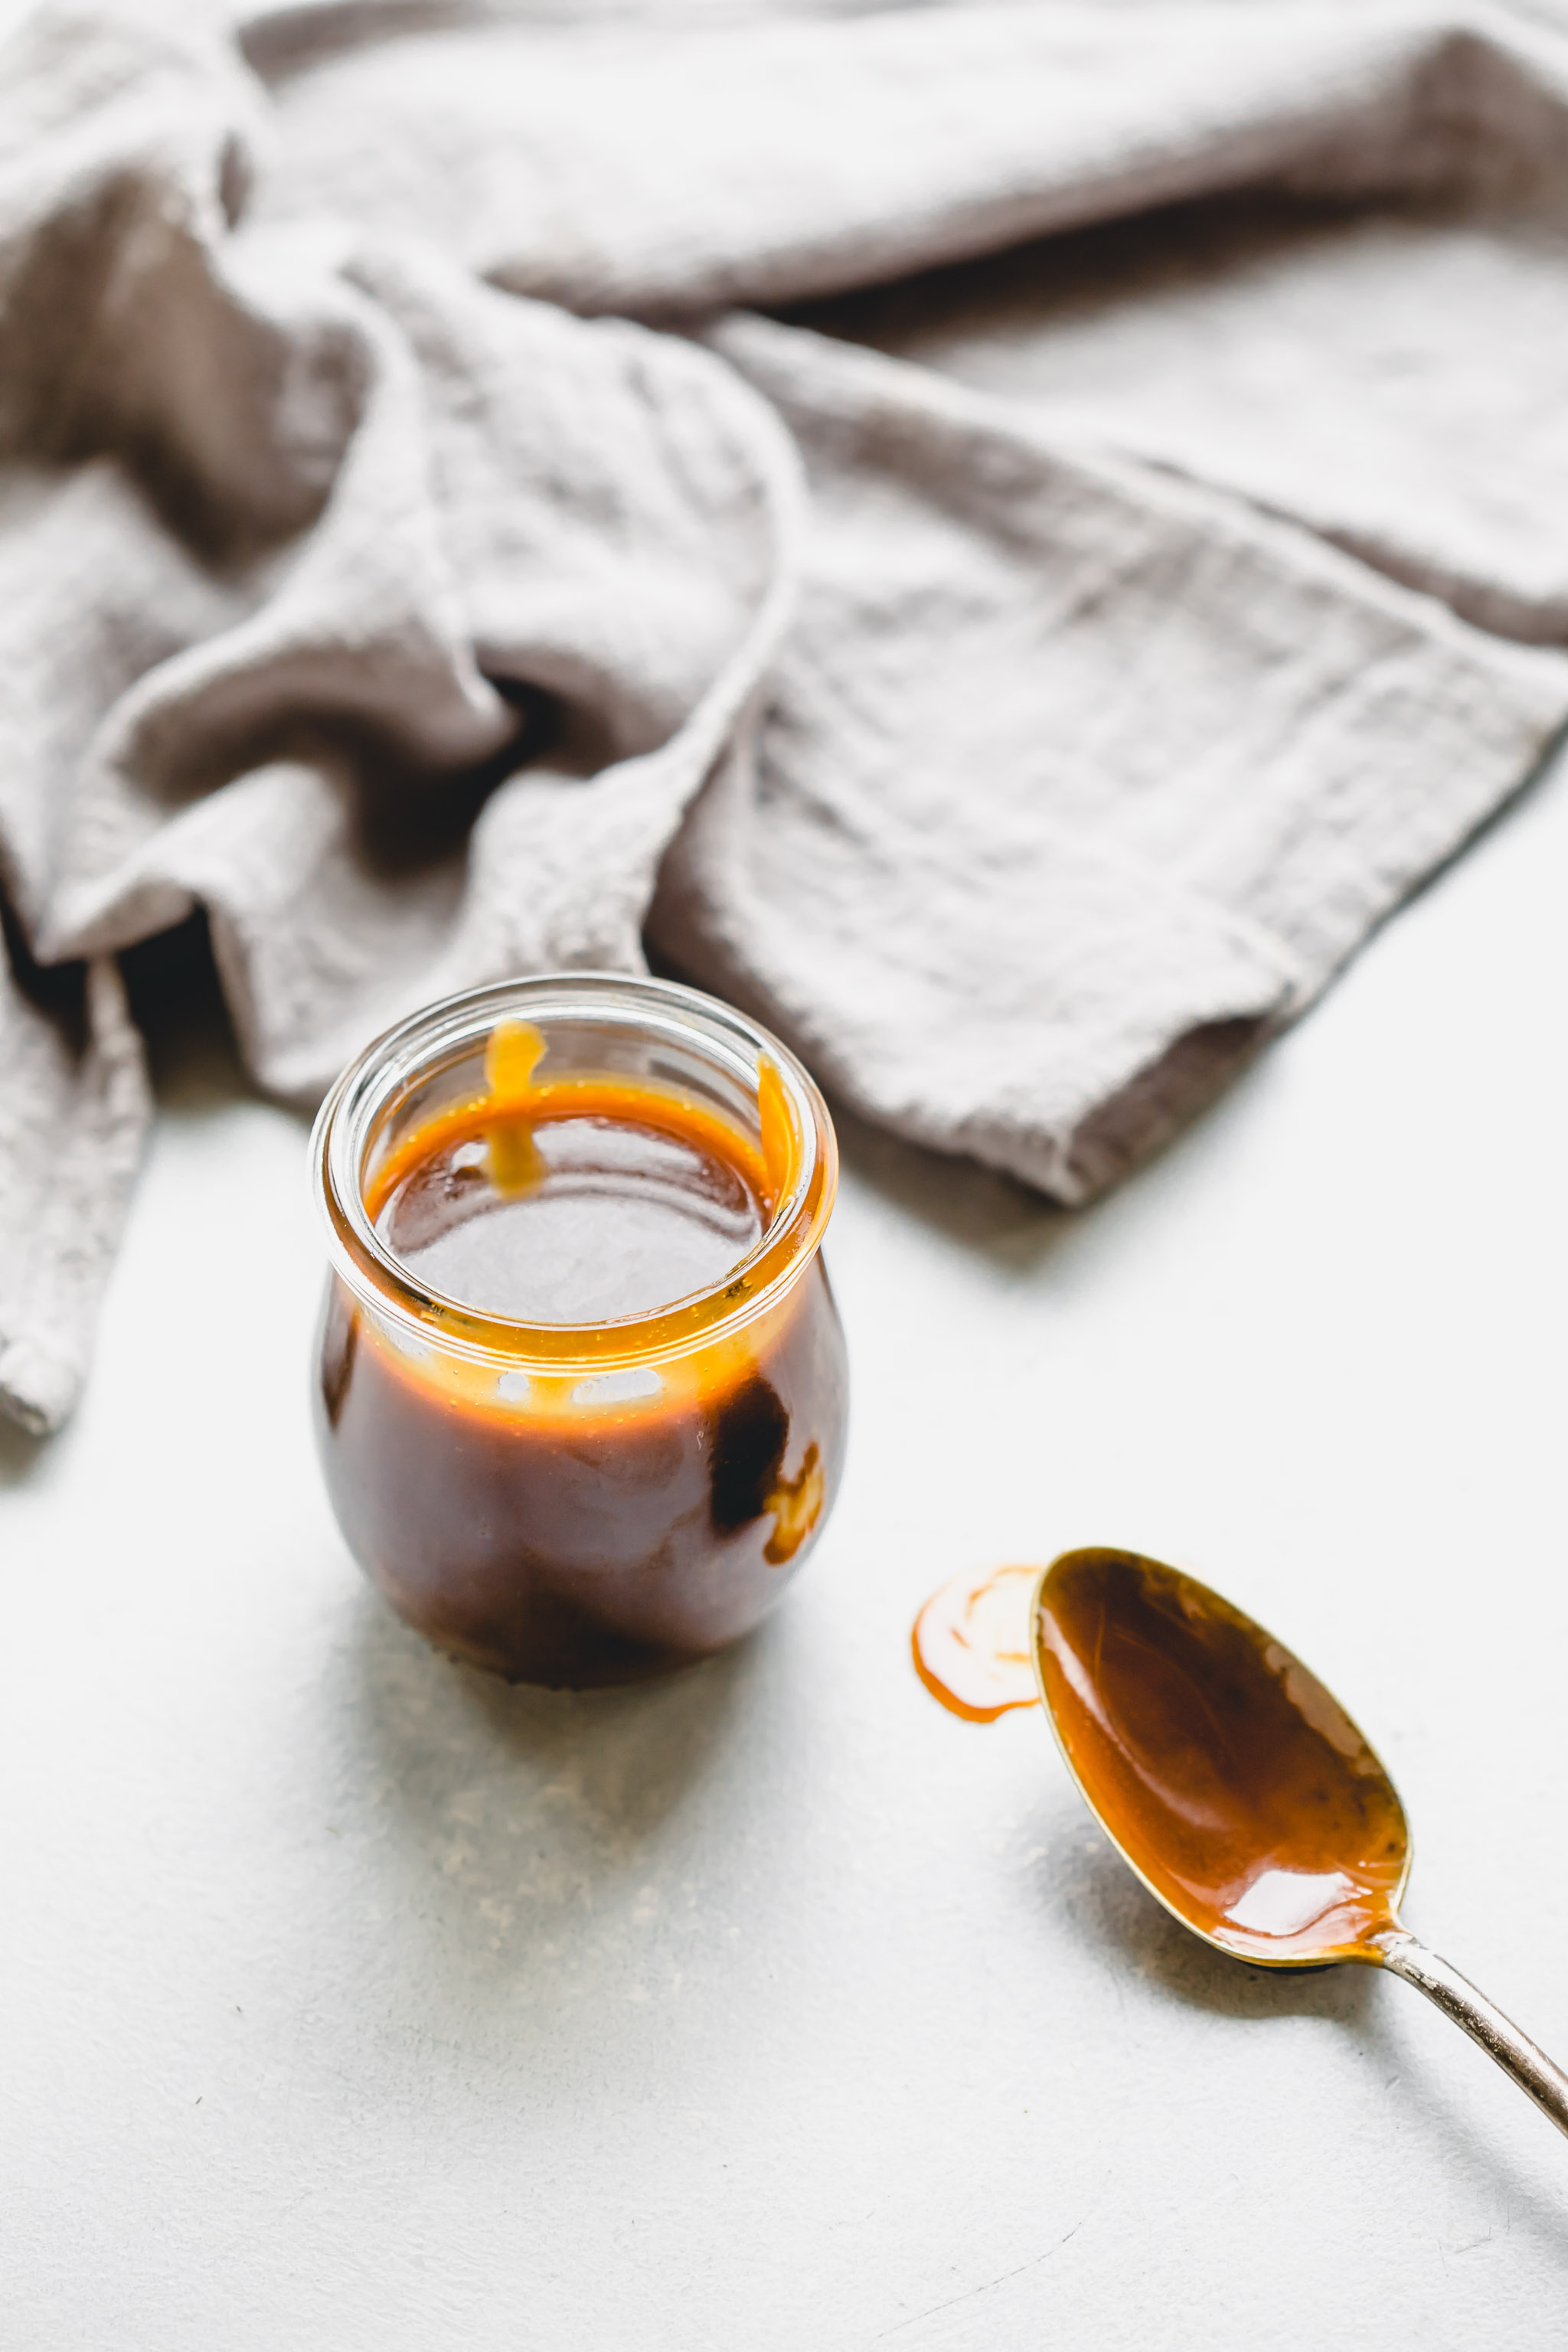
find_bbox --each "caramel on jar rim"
[331,1018,825,1379]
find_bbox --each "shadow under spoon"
[1033,1547,1568,2140]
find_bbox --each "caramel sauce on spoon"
[914,1550,1406,1959]
[1034,1548,1407,1965]
[913,1547,1568,2131]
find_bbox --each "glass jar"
[311,973,848,1687]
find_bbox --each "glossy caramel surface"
[1034,1549,1409,1964]
[377,1105,764,1323]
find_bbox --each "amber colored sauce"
[1035,1550,1409,1963]
[913,1548,1409,1964]
[376,1094,766,1323]
[316,1032,847,1687]
[911,1563,1042,1721]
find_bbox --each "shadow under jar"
[312,974,848,1687]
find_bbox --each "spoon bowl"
[1031,1547,1568,2136]
[1033,1547,1408,1968]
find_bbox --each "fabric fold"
[7,0,1568,1427]
[0,947,149,1435]
[652,317,1568,1196]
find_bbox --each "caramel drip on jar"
[483,1018,548,1194]
[757,1055,798,1212]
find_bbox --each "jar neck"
[312,973,837,1372]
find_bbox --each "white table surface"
[7,746,1568,2350]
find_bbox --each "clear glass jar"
[311,974,848,1687]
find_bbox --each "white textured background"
[5,743,1568,2347]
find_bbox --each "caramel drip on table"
[912,1563,1044,1722]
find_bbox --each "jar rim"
[311,972,838,1371]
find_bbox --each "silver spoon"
[1031,1546,1568,2139]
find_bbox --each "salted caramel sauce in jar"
[312,975,848,1687]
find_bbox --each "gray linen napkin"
[4,0,1568,1431]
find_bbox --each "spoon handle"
[1377,1931,1568,2140]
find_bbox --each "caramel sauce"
[316,1026,846,1687]
[376,1089,766,1324]
[911,1563,1042,1721]
[913,1549,1409,1964]
[1035,1550,1409,1964]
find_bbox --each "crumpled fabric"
[4,0,1568,1430]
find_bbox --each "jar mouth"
[312,973,838,1371]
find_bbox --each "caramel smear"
[485,1018,546,1099]
[484,1019,547,1194]
[757,1055,798,1211]
[912,1563,1044,1722]
[764,1442,824,1566]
